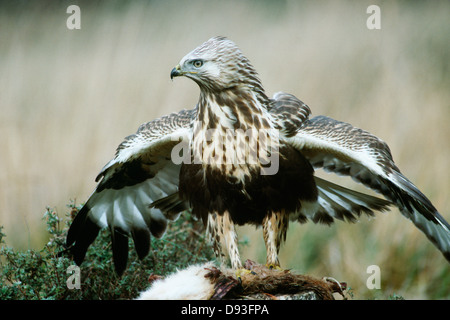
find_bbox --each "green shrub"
[0,202,214,300]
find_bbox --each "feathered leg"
[206,211,243,270]
[263,210,289,268]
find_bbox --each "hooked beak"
[170,64,182,80]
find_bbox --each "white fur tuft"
[136,262,216,300]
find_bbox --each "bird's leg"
[207,211,243,270]
[220,211,243,270]
[206,213,226,268]
[262,210,288,270]
[215,211,257,282]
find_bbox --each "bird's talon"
[235,268,256,282]
[266,264,282,271]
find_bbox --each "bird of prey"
[67,36,450,275]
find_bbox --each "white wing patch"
[89,160,181,233]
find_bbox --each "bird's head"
[170,36,262,92]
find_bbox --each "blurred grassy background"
[0,0,449,299]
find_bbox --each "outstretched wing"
[287,115,450,262]
[269,93,392,224]
[66,108,195,275]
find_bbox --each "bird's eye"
[192,60,203,68]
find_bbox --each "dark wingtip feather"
[383,172,450,262]
[131,227,151,260]
[67,204,101,266]
[444,251,450,263]
[66,204,89,246]
[71,221,101,266]
[111,227,129,276]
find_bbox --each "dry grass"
[1,1,449,299]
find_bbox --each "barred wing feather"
[288,115,450,262]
